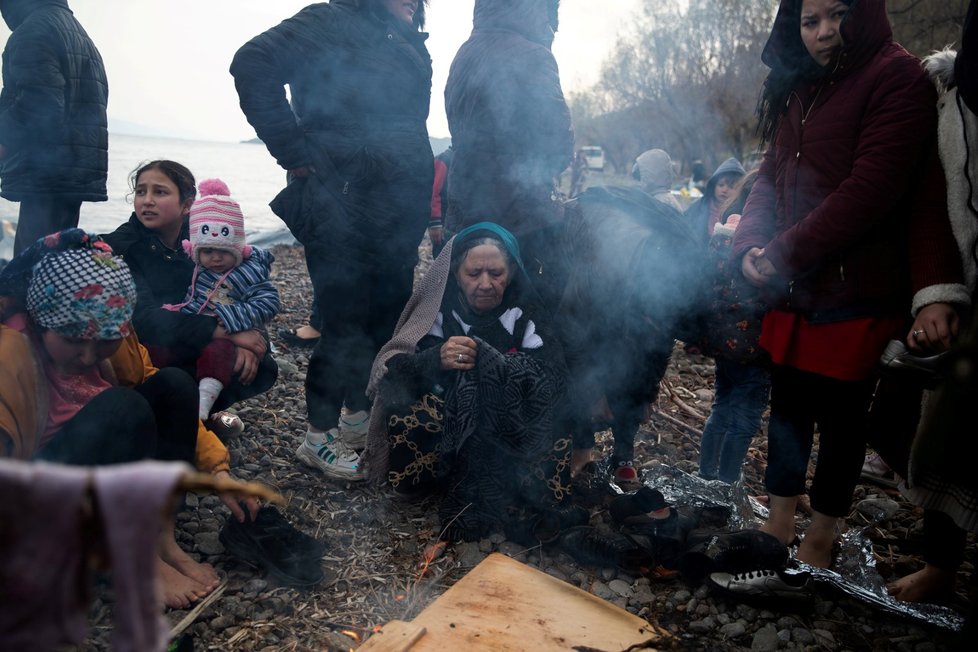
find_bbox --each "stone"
[855,497,901,521]
[194,532,224,556]
[688,618,714,634]
[455,541,485,568]
[777,629,791,643]
[672,589,692,604]
[720,622,746,639]
[209,615,235,630]
[591,581,614,600]
[608,579,633,598]
[751,624,779,652]
[243,578,268,594]
[777,615,800,630]
[813,629,836,648]
[792,627,815,645]
[478,538,494,553]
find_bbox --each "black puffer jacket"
[0,0,108,202]
[230,0,433,251]
[445,0,573,238]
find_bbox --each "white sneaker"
[296,428,364,481]
[338,409,370,450]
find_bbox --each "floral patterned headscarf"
[0,229,136,340]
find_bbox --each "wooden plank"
[361,554,669,651]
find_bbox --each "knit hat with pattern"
[7,229,137,340]
[187,178,250,267]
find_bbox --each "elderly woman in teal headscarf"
[364,222,570,541]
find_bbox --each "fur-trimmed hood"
[924,48,958,92]
[922,47,978,302]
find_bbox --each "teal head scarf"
[451,221,526,275]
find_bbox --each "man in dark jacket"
[445,0,573,303]
[0,0,108,255]
[231,0,433,481]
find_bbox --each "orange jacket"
[0,320,229,473]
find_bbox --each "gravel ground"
[78,243,974,651]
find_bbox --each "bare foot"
[159,536,220,590]
[887,564,956,603]
[760,519,797,546]
[795,530,835,568]
[157,558,208,609]
[295,324,321,339]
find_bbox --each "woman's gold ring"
[457,354,464,363]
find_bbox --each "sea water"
[0,132,291,240]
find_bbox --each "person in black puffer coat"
[0,0,108,255]
[445,0,573,309]
[231,0,434,481]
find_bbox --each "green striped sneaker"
[296,428,364,481]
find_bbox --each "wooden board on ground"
[360,553,669,651]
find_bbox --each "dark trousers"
[13,196,82,255]
[37,368,199,466]
[569,346,671,464]
[304,242,416,430]
[765,365,875,517]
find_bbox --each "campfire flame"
[415,540,447,583]
[341,630,361,642]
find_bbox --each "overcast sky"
[0,0,641,142]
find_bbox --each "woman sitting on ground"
[362,223,570,541]
[101,161,278,438]
[0,230,259,608]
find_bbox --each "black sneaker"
[708,567,812,603]
[252,506,327,557]
[557,526,634,567]
[219,506,325,587]
[680,529,788,582]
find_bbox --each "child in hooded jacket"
[694,171,772,483]
[163,179,280,421]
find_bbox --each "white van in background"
[579,146,605,172]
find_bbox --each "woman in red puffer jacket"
[732,0,968,568]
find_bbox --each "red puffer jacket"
[733,0,962,322]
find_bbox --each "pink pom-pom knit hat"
[186,178,251,266]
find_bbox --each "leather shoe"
[278,327,320,348]
[205,411,244,440]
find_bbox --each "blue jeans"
[698,359,771,483]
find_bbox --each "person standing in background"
[0,0,108,255]
[632,148,683,212]
[445,0,573,308]
[429,146,454,258]
[231,0,434,481]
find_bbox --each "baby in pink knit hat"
[164,179,281,421]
